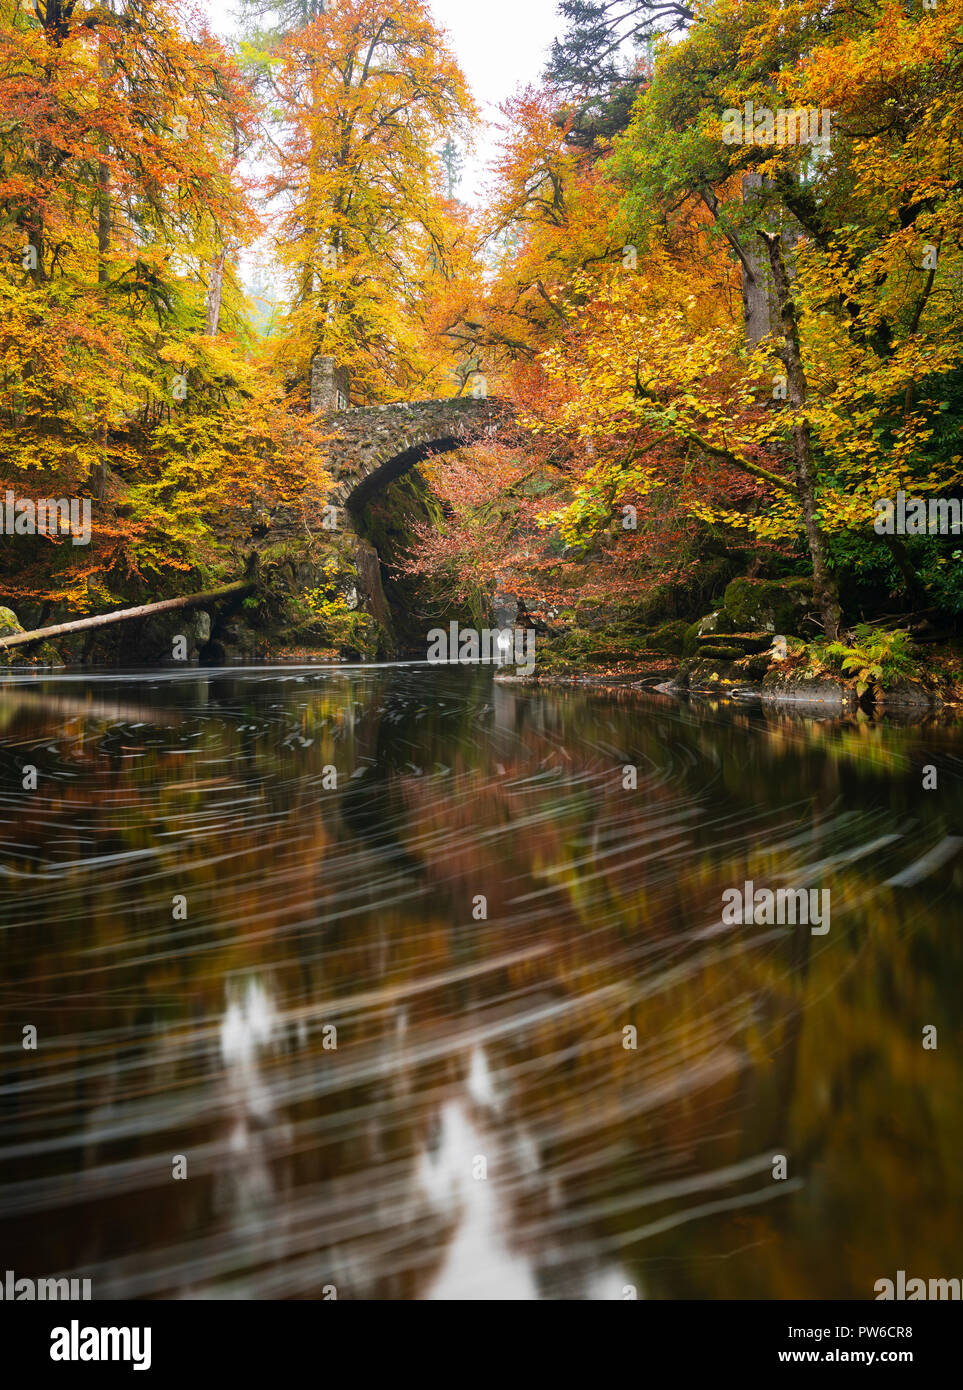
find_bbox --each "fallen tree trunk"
[0,581,253,650]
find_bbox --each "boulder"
[737,652,773,680]
[0,605,23,664]
[685,658,740,689]
[695,630,773,654]
[875,679,939,713]
[762,671,857,711]
[723,577,813,635]
[646,618,690,656]
[697,643,745,661]
[682,609,735,655]
[0,606,62,667]
[0,605,21,638]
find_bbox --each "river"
[1,664,961,1299]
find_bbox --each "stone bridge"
[233,389,520,654]
[323,396,513,513]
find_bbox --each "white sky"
[424,0,563,200]
[201,0,563,203]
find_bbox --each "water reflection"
[420,1076,539,1301]
[0,666,961,1299]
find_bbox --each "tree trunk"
[759,230,842,640]
[0,582,253,650]
[742,176,774,349]
[205,250,226,337]
[95,38,112,501]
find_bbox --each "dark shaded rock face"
[353,537,392,631]
[0,601,218,667]
[875,678,939,712]
[761,672,857,711]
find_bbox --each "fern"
[810,627,916,697]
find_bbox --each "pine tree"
[440,137,464,201]
[546,1,691,96]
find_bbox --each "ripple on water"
[0,665,961,1298]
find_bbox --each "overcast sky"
[202,0,563,203]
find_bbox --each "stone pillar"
[310,355,351,412]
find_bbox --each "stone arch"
[324,397,511,513]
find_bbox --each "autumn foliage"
[404,0,963,632]
[2,0,963,636]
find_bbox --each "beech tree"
[0,0,328,609]
[266,0,476,403]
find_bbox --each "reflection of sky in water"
[216,979,291,1255]
[422,1097,539,1300]
[222,978,278,1120]
[421,1046,538,1299]
[421,1048,634,1300]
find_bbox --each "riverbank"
[496,664,963,723]
[497,573,963,718]
[497,655,963,718]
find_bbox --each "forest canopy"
[1,0,961,671]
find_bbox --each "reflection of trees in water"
[0,670,961,1297]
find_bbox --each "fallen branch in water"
[0,581,253,650]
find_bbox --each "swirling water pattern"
[0,665,961,1299]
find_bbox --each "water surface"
[1,665,961,1299]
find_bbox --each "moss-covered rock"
[695,630,772,654]
[685,658,740,688]
[248,538,391,660]
[534,625,653,672]
[698,643,745,661]
[735,652,773,680]
[0,606,22,665]
[762,669,857,711]
[722,577,813,635]
[0,606,21,637]
[0,606,62,666]
[873,678,937,712]
[647,618,690,656]
[682,609,737,656]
